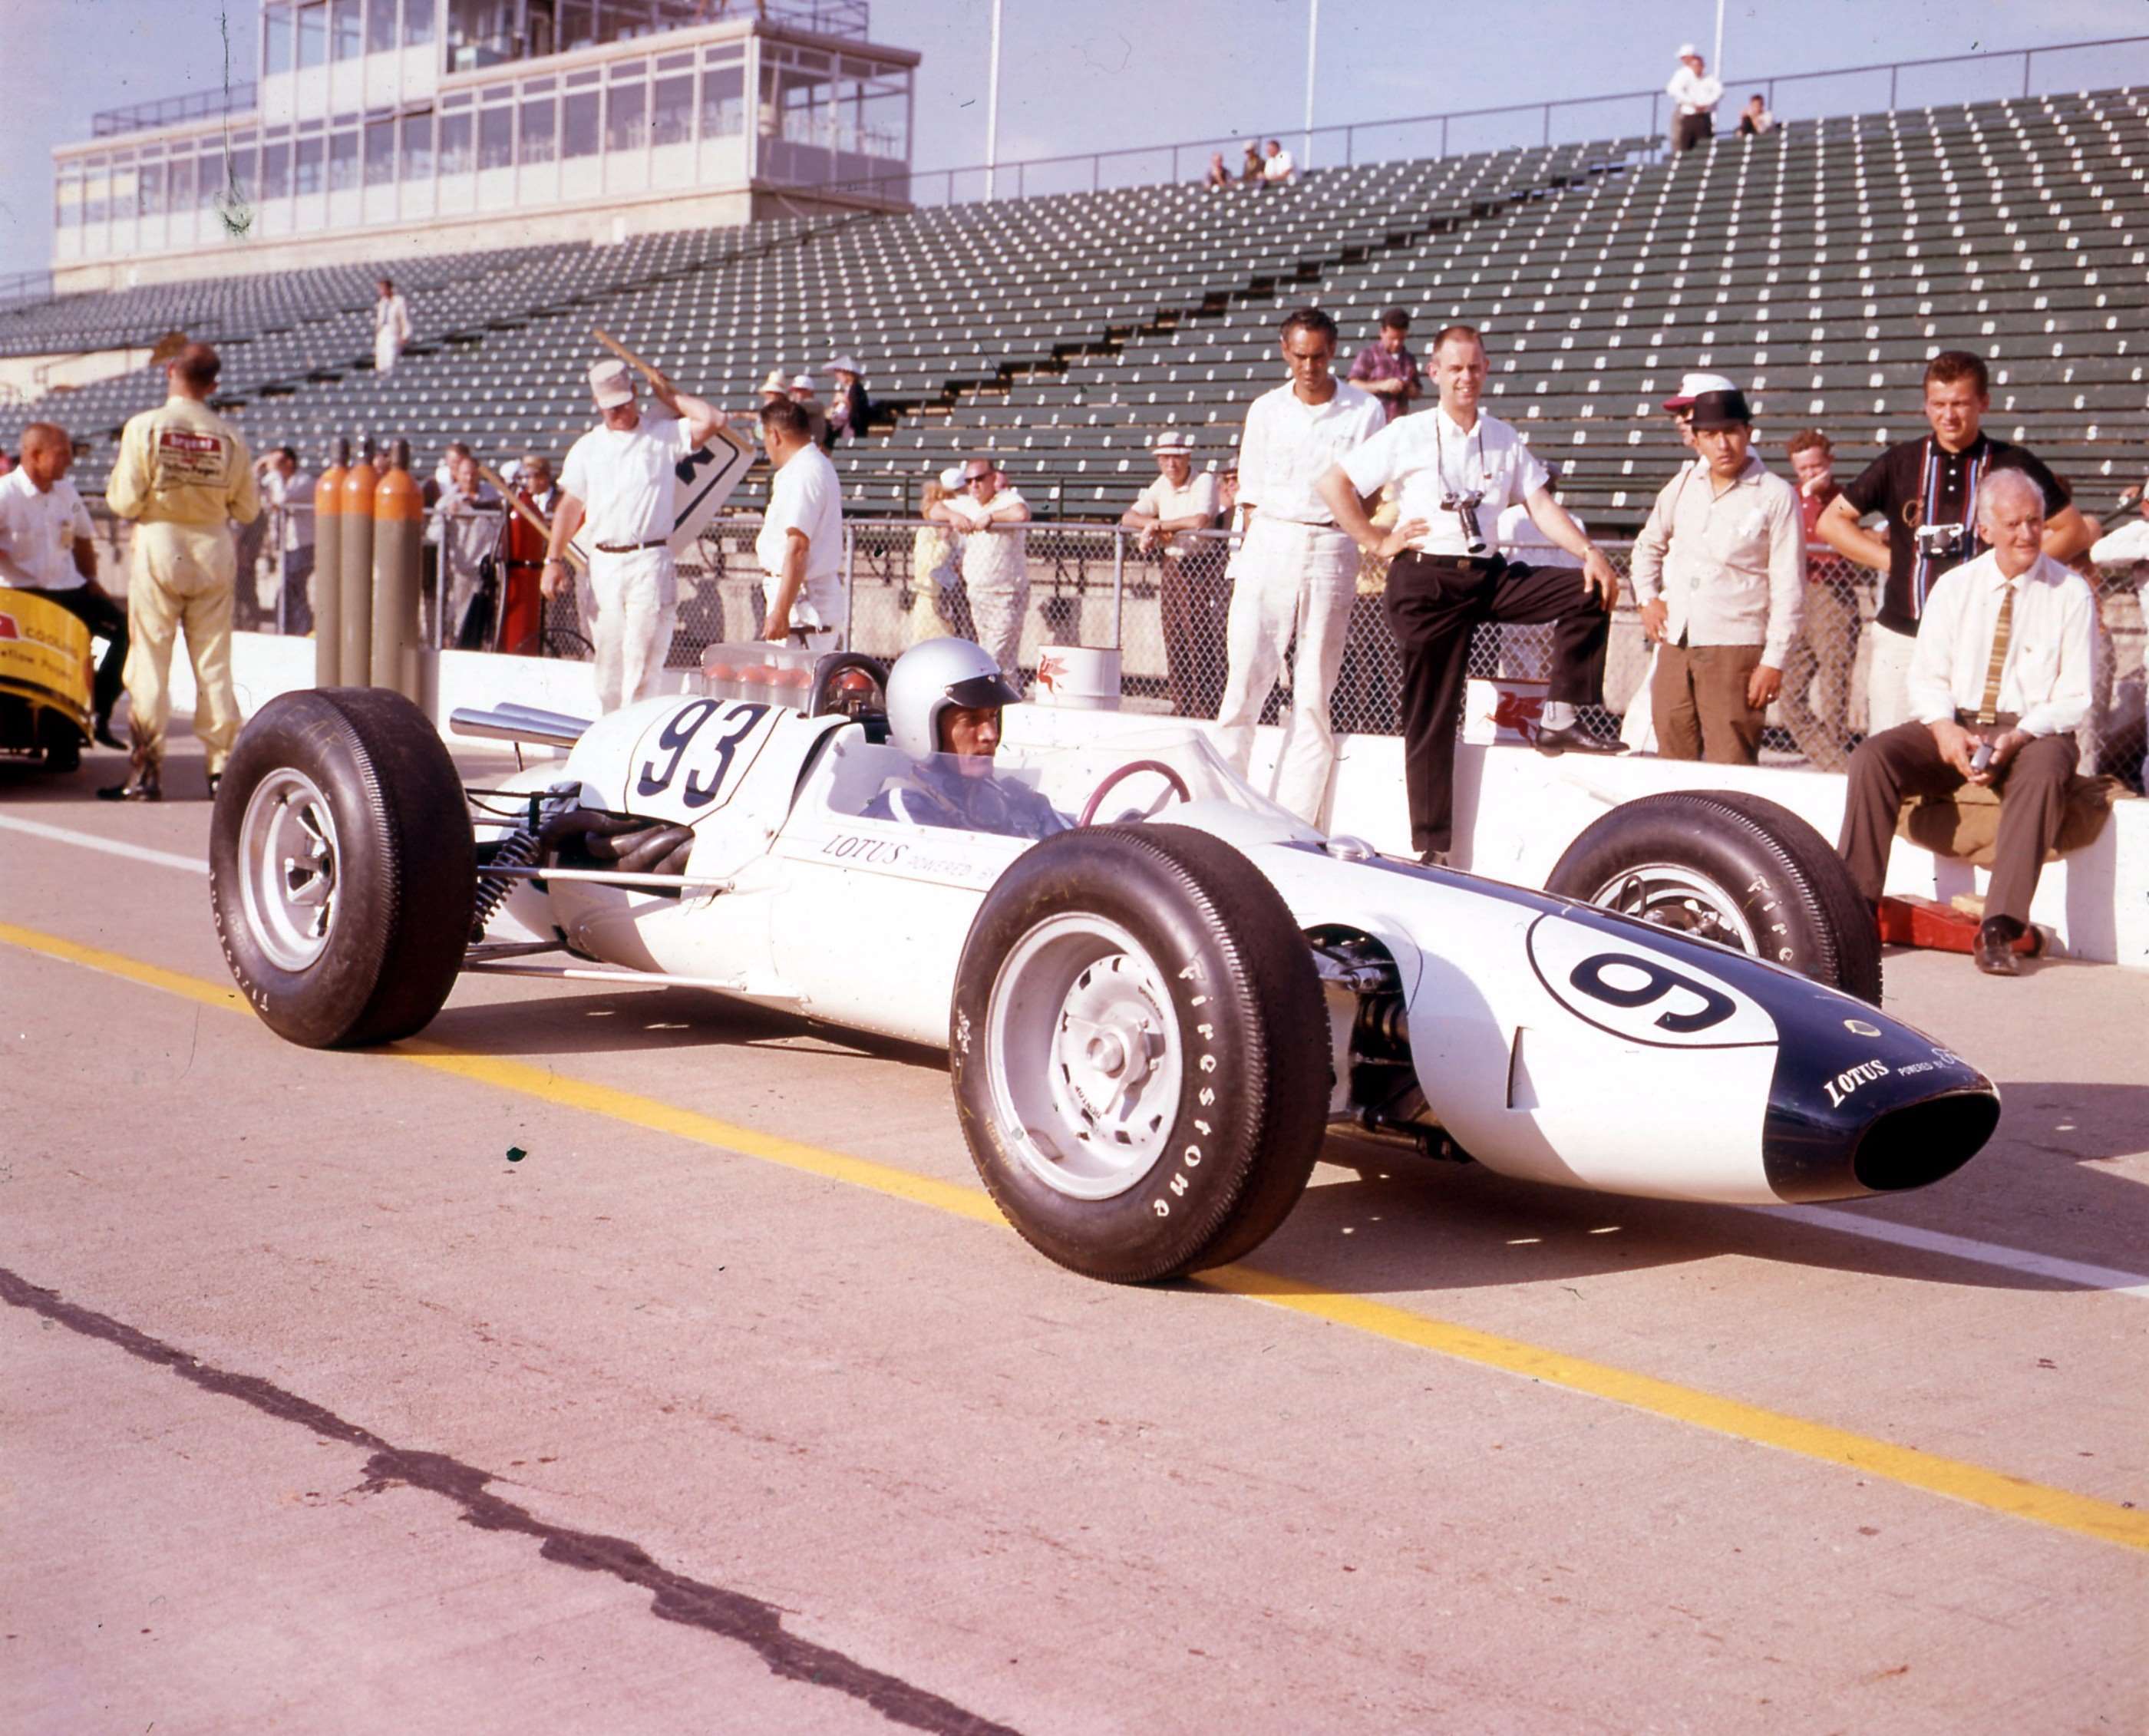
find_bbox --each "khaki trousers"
[1652,640,1764,764]
[124,521,241,775]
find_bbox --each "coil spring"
[471,827,540,940]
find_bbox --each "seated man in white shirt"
[1262,140,1296,183]
[1837,470,2098,976]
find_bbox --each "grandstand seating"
[4,84,2143,530]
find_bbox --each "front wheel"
[949,823,1329,1283]
[210,687,475,1047]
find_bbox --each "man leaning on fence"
[1121,430,1221,720]
[942,457,1032,678]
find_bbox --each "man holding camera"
[1815,351,2090,735]
[1316,323,1621,866]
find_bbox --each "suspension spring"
[471,827,540,941]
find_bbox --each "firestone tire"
[1544,788,1883,1005]
[949,823,1330,1284]
[210,687,475,1048]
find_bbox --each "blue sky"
[5,0,2144,275]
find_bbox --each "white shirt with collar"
[261,466,315,550]
[1263,148,1296,180]
[943,487,1029,589]
[1238,380,1382,526]
[1667,65,1724,115]
[560,414,695,548]
[0,467,94,591]
[756,442,845,586]
[2089,515,2149,566]
[1339,402,1550,557]
[1629,453,1806,666]
[1906,550,2096,738]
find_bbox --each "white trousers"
[374,332,402,375]
[968,577,1030,677]
[767,570,848,653]
[1866,621,1919,736]
[1213,518,1361,826]
[583,546,678,714]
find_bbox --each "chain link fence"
[81,501,2149,792]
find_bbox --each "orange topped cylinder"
[371,460,424,702]
[312,454,346,686]
[338,447,378,688]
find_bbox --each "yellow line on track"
[6,916,2145,1556]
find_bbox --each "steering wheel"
[1077,758,1193,827]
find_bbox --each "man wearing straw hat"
[1121,428,1220,717]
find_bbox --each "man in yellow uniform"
[99,342,260,801]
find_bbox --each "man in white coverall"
[374,277,413,376]
[543,358,727,712]
[99,342,260,801]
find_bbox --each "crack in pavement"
[1,1265,1023,1736]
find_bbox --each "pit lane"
[5,736,2145,1735]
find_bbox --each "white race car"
[210,642,1999,1282]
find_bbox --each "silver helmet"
[885,637,1022,759]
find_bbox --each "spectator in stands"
[1121,430,1223,720]
[1316,322,1622,865]
[909,467,970,646]
[1240,140,1266,183]
[1660,371,1735,456]
[253,446,316,637]
[1737,94,1777,137]
[824,355,871,445]
[787,373,831,448]
[1815,350,2091,736]
[0,422,126,748]
[1667,45,1723,153]
[373,276,413,377]
[1837,470,2096,976]
[1630,388,1803,764]
[543,358,728,713]
[431,448,503,647]
[1263,140,1297,185]
[500,451,556,657]
[2089,480,2149,566]
[942,457,1032,678]
[1348,308,1423,425]
[1203,153,1230,192]
[98,342,260,801]
[1214,308,1384,823]
[756,396,847,651]
[759,368,790,409]
[1774,429,1860,770]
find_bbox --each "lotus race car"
[208,652,1999,1282]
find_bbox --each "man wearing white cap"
[824,355,870,446]
[942,457,1032,676]
[755,397,847,652]
[1121,430,1221,716]
[1215,307,1384,825]
[543,357,727,713]
[1667,45,1723,154]
[787,374,830,449]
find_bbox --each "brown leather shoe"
[1973,918,2022,977]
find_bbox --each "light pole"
[1712,0,1726,82]
[985,0,1003,201]
[1302,0,1320,170]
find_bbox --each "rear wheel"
[38,708,82,774]
[1545,789,1881,1003]
[950,823,1329,1282]
[211,687,474,1047]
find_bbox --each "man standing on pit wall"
[1120,430,1222,719]
[0,422,127,748]
[98,342,259,801]
[756,397,847,652]
[1666,45,1723,154]
[1837,470,2098,976]
[1216,307,1384,824]
[373,277,413,377]
[1316,323,1622,866]
[253,446,315,636]
[543,358,727,713]
[1347,307,1423,426]
[1629,388,1804,764]
[942,457,1032,678]
[1815,351,2091,737]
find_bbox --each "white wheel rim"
[983,913,1184,1201]
[1590,862,1759,954]
[239,768,341,972]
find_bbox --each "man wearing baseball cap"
[1630,388,1804,763]
[1666,45,1722,154]
[1121,429,1221,716]
[543,356,727,713]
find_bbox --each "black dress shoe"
[92,717,124,750]
[97,768,163,803]
[206,771,221,800]
[1533,722,1628,757]
[1973,918,2022,977]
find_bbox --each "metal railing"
[833,32,2149,210]
[91,82,258,139]
[0,269,57,312]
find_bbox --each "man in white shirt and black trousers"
[1837,470,2098,976]
[1317,323,1622,866]
[543,358,728,713]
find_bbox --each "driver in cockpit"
[867,638,1072,839]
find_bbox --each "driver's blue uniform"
[865,760,1071,839]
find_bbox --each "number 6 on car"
[208,649,2000,1285]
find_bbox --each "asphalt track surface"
[5,735,2147,1734]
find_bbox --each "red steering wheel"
[1078,758,1193,827]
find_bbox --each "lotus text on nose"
[1822,1058,1892,1109]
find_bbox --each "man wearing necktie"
[1836,470,2098,975]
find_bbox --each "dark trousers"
[1160,552,1230,718]
[279,543,315,637]
[39,585,127,724]
[1838,721,2077,929]
[1384,553,1610,855]
[1674,112,1714,153]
